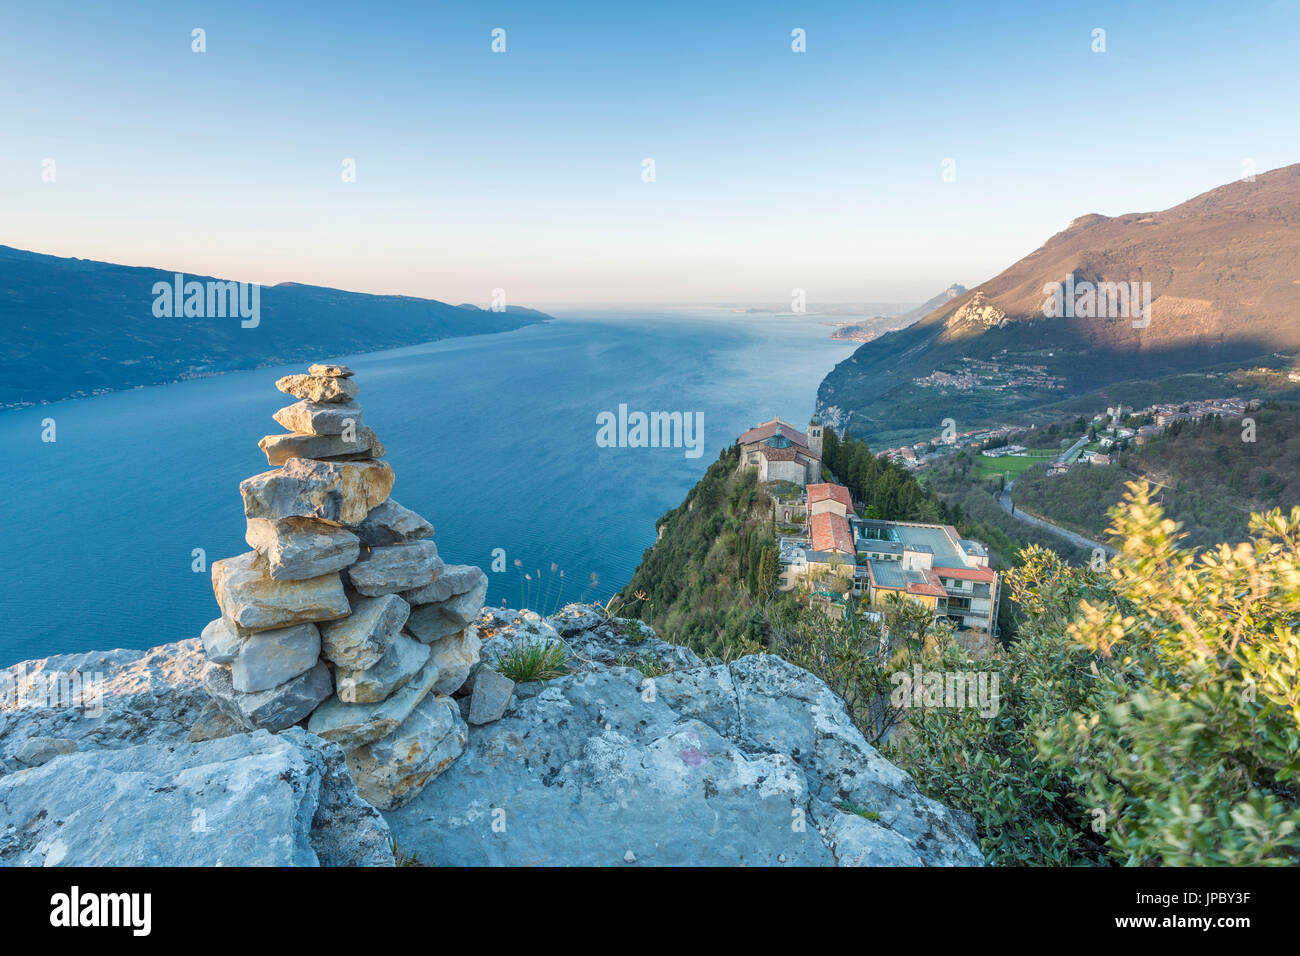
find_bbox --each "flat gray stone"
[428,626,481,696]
[441,573,487,623]
[405,604,463,644]
[231,622,321,693]
[203,660,333,732]
[259,428,383,467]
[347,540,443,597]
[346,694,467,811]
[240,459,394,526]
[211,551,350,635]
[319,593,409,670]
[405,574,487,643]
[307,658,440,752]
[201,617,243,664]
[336,632,430,704]
[272,400,364,436]
[352,500,434,547]
[403,564,483,605]
[244,517,361,582]
[467,668,514,725]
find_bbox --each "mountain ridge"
[830,283,967,342]
[0,244,551,408]
[818,164,1300,441]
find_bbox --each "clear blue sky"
[2,0,1297,307]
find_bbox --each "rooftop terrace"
[852,520,975,571]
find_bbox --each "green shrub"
[1037,482,1300,865]
[887,552,1113,865]
[892,482,1300,866]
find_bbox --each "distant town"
[913,357,1066,393]
[877,394,1262,474]
[735,390,1265,639]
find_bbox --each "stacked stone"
[199,363,490,810]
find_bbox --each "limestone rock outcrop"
[0,640,215,771]
[0,727,392,866]
[0,640,391,866]
[1,604,985,865]
[198,363,486,809]
[384,604,986,867]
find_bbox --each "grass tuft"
[392,838,422,866]
[837,801,881,821]
[493,640,570,683]
[615,652,671,678]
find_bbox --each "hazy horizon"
[3,0,1298,306]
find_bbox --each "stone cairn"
[199,363,488,810]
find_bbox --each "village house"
[810,511,855,556]
[851,517,999,634]
[803,511,857,584]
[737,415,824,487]
[776,536,810,590]
[775,479,1001,635]
[806,482,854,518]
[774,482,856,592]
[983,444,1027,458]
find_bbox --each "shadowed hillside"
[0,245,550,407]
[819,165,1300,442]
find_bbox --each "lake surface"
[0,309,857,664]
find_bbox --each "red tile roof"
[810,513,854,554]
[738,419,810,450]
[936,565,996,583]
[807,483,852,509]
[760,444,800,462]
[907,570,949,599]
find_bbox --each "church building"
[736,415,824,487]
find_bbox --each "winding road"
[999,481,1117,557]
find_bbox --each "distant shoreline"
[0,320,552,414]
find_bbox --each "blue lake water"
[0,309,858,664]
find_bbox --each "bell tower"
[808,413,824,459]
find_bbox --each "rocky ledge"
[0,604,982,867]
[0,641,391,866]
